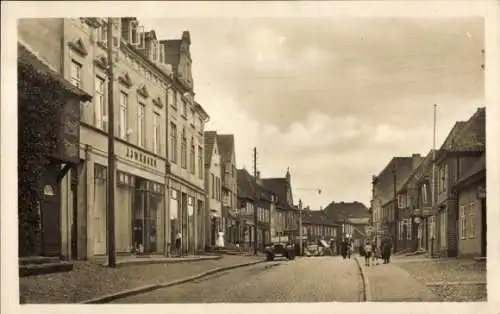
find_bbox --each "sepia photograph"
[1,1,499,313]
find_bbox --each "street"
[111,257,364,303]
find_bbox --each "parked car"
[264,236,296,261]
[305,244,325,256]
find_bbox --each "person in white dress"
[216,231,225,248]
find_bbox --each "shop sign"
[125,146,158,169]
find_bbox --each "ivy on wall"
[18,62,63,256]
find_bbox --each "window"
[176,92,181,111]
[95,76,107,131]
[190,137,195,174]
[168,89,176,109]
[211,174,215,198]
[469,202,476,238]
[399,220,404,240]
[191,109,195,127]
[70,60,82,87]
[397,194,405,209]
[137,102,146,147]
[182,99,187,117]
[119,92,128,139]
[421,183,428,205]
[151,40,159,62]
[98,23,107,44]
[460,205,467,239]
[153,112,161,154]
[181,128,187,168]
[198,146,203,179]
[170,123,177,163]
[443,164,449,192]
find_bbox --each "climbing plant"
[18,61,62,256]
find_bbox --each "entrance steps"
[19,256,73,277]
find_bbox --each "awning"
[18,42,92,102]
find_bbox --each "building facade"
[18,17,210,260]
[217,135,238,246]
[204,131,222,248]
[454,153,486,258]
[371,154,422,250]
[262,169,298,241]
[236,168,257,251]
[433,108,485,257]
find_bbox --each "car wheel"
[266,253,274,261]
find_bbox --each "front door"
[41,172,61,257]
[93,164,107,256]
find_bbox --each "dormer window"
[129,20,141,46]
[151,40,159,62]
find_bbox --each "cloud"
[141,17,484,208]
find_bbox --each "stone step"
[19,261,74,277]
[19,256,60,266]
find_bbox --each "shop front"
[169,178,205,255]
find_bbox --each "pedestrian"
[364,240,372,266]
[371,240,378,263]
[382,237,392,264]
[175,231,182,257]
[341,238,348,259]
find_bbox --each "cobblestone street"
[112,257,364,303]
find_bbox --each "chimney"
[411,153,422,170]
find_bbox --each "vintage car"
[264,236,296,261]
[305,240,332,257]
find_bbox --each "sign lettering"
[125,147,158,169]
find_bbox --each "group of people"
[340,237,353,259]
[360,237,393,266]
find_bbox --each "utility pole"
[298,198,303,256]
[106,18,116,268]
[430,104,437,256]
[253,147,258,255]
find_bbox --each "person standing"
[175,231,182,257]
[364,240,372,266]
[371,240,378,263]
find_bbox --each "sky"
[141,16,484,209]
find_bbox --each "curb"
[82,259,266,304]
[101,255,222,267]
[354,257,372,302]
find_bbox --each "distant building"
[217,135,238,246]
[323,201,370,250]
[262,169,298,241]
[204,131,222,249]
[301,208,340,254]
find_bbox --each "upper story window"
[119,91,129,140]
[181,128,187,168]
[198,146,204,180]
[95,76,107,131]
[153,112,161,154]
[168,89,176,109]
[182,99,187,117]
[70,60,82,88]
[170,123,177,163]
[137,102,146,147]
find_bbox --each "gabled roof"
[262,177,292,209]
[204,131,217,167]
[302,209,339,226]
[323,201,370,222]
[374,156,417,204]
[237,168,255,200]
[437,108,485,160]
[216,134,235,162]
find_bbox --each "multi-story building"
[371,154,422,250]
[217,134,238,246]
[18,35,92,259]
[160,29,210,255]
[236,168,257,250]
[18,17,210,260]
[323,201,370,251]
[433,107,485,257]
[262,169,298,241]
[203,131,222,248]
[301,208,340,253]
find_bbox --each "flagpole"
[430,104,437,255]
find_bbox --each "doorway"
[41,164,61,257]
[70,165,79,260]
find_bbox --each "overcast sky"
[141,17,484,209]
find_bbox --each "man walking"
[364,240,372,266]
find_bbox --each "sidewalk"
[394,255,486,302]
[20,254,264,303]
[356,257,440,302]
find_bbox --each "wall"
[207,145,222,216]
[457,184,483,257]
[18,18,64,72]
